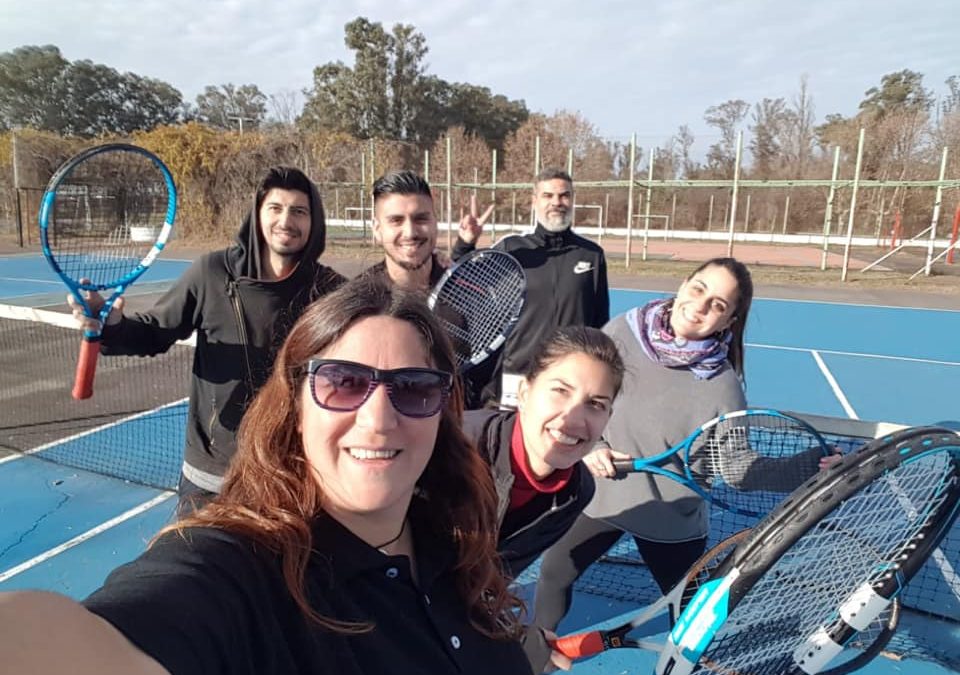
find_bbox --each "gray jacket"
[583,312,747,542]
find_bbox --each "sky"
[1,0,957,149]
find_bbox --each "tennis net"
[0,303,190,491]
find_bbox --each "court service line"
[612,286,960,313]
[0,276,61,285]
[0,491,175,583]
[810,350,859,419]
[0,397,189,466]
[745,295,960,314]
[747,342,960,368]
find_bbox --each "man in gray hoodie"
[70,166,345,512]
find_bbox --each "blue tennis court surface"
[1,253,958,673]
[0,253,189,306]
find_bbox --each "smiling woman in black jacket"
[462,326,624,579]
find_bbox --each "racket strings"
[694,453,958,674]
[433,253,524,368]
[694,415,826,517]
[49,153,169,288]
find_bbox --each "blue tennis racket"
[39,143,177,399]
[611,408,833,517]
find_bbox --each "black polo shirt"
[83,510,532,675]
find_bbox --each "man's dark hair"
[535,167,574,185]
[372,170,432,203]
[255,166,314,210]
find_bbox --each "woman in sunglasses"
[0,277,532,675]
[465,326,624,579]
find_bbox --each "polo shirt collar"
[308,498,456,586]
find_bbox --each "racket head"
[659,426,960,675]
[427,248,525,373]
[39,143,177,324]
[684,408,830,516]
[611,409,831,517]
[38,143,177,399]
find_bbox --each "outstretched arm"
[0,591,169,675]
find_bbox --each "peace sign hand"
[458,194,495,245]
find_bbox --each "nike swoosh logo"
[573,262,594,274]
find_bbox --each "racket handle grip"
[551,631,605,658]
[73,338,101,400]
[611,459,638,473]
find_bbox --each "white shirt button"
[385,567,399,579]
[450,635,461,649]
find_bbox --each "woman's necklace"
[374,520,406,554]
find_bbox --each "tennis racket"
[39,143,177,399]
[554,529,900,675]
[427,248,525,373]
[611,409,833,517]
[657,425,960,675]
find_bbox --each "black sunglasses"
[306,359,452,418]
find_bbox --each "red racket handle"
[72,338,101,400]
[551,630,605,658]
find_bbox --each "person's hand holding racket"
[582,446,632,479]
[543,629,573,672]
[66,280,124,334]
[458,194,495,245]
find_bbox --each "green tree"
[940,75,960,116]
[749,97,789,176]
[0,45,68,131]
[57,61,181,136]
[859,69,933,118]
[704,99,749,174]
[0,44,182,136]
[300,17,527,150]
[195,83,267,131]
[445,83,529,152]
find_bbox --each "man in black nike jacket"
[453,167,609,409]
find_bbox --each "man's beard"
[386,243,431,271]
[540,210,572,232]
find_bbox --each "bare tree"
[267,89,302,128]
[784,74,816,176]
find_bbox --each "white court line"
[885,473,960,603]
[611,286,960,313]
[0,491,175,583]
[748,342,960,368]
[0,277,61,285]
[0,397,189,466]
[811,350,859,419]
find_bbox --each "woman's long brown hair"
[166,277,523,638]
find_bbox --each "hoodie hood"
[226,177,327,280]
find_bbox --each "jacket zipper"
[226,280,254,386]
